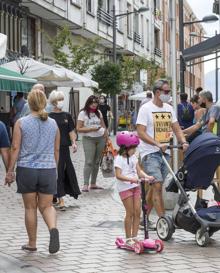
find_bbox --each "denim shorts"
[141,152,170,183]
[16,167,57,194]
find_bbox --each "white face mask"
[159,94,171,103]
[57,101,64,109]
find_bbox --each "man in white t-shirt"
[136,79,189,218]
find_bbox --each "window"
[21,15,36,58]
[134,11,139,34]
[118,0,123,31]
[154,0,160,9]
[141,15,144,47]
[165,21,170,42]
[127,3,132,38]
[71,0,81,7]
[87,0,94,14]
[100,0,113,14]
[146,19,149,49]
[0,3,22,53]
[154,28,160,49]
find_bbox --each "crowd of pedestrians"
[1,79,220,253]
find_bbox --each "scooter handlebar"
[138,178,156,185]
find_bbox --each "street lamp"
[112,6,149,135]
[179,0,219,94]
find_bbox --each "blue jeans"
[142,152,170,182]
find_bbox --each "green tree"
[91,61,122,96]
[120,56,160,89]
[48,26,99,74]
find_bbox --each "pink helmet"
[116,131,140,148]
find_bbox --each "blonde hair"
[28,88,48,121]
[48,90,65,106]
[32,83,45,92]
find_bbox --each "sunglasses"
[160,89,171,94]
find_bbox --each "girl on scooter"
[115,131,154,247]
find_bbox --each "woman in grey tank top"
[5,88,60,254]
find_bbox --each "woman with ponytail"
[77,95,107,192]
[5,88,61,254]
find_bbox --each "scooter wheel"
[155,239,164,253]
[134,242,144,254]
[115,238,123,247]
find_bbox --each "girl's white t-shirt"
[78,110,105,137]
[114,154,139,192]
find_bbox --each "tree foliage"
[120,56,160,89]
[91,61,122,96]
[48,26,99,74]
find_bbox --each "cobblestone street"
[1,139,220,273]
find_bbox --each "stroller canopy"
[183,133,220,190]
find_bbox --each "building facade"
[162,0,205,96]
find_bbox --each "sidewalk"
[0,140,220,273]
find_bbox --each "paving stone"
[1,141,220,273]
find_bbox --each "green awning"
[0,66,37,93]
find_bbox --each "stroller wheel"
[195,229,210,247]
[156,216,174,241]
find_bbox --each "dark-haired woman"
[77,95,107,192]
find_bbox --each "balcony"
[134,32,141,44]
[97,8,113,26]
[154,47,162,57]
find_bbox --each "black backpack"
[181,103,192,122]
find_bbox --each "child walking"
[115,131,154,247]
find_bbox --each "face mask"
[89,107,97,113]
[159,94,171,103]
[57,101,64,109]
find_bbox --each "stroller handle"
[167,144,183,150]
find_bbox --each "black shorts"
[16,167,57,194]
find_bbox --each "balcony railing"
[97,8,113,26]
[154,47,162,57]
[134,32,141,44]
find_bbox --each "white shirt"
[136,101,177,159]
[114,154,139,192]
[78,110,105,137]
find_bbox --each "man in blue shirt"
[178,93,194,129]
[0,121,10,170]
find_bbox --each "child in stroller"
[156,132,220,246]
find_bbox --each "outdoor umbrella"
[128,91,148,101]
[0,59,98,88]
[51,64,98,88]
[0,66,37,92]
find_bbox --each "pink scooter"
[115,179,164,254]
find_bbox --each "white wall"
[57,87,94,113]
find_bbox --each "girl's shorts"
[119,187,141,201]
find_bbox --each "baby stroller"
[156,133,220,247]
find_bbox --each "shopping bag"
[100,139,117,178]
